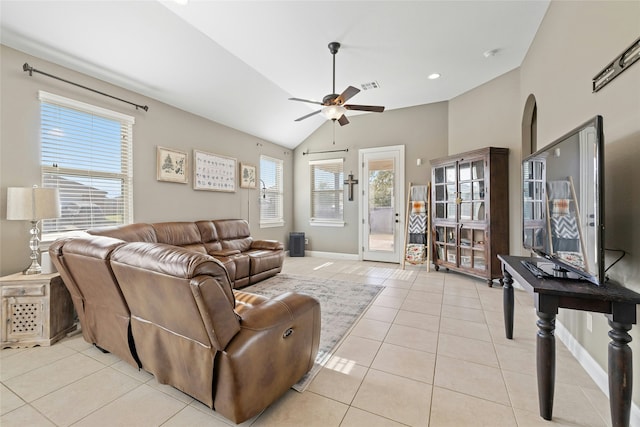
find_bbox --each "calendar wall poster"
[193,150,237,192]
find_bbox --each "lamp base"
[23,260,42,275]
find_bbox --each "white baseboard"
[303,250,359,261]
[555,321,640,427]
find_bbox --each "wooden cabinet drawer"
[2,285,46,297]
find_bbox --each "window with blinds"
[39,91,134,237]
[259,155,284,227]
[310,158,344,226]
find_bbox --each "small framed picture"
[157,146,188,184]
[193,150,236,192]
[239,163,257,189]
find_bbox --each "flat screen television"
[522,115,604,285]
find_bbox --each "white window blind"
[259,155,284,227]
[39,91,134,236]
[310,158,344,225]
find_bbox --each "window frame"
[259,155,284,228]
[309,158,345,227]
[39,91,134,241]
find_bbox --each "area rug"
[243,274,383,392]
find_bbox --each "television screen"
[522,116,604,285]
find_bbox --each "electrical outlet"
[586,313,593,332]
[305,238,309,245]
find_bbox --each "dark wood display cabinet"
[431,147,509,286]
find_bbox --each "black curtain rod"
[302,148,349,156]
[23,63,149,112]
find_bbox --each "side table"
[1,272,76,348]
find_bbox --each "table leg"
[608,320,632,427]
[503,269,514,339]
[536,311,556,421]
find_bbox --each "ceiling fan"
[289,42,385,126]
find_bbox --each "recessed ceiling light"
[483,49,500,58]
[428,73,441,80]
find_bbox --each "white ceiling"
[1,0,550,149]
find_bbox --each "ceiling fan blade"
[289,97,324,106]
[344,104,385,113]
[335,86,360,105]
[337,115,350,126]
[294,109,322,122]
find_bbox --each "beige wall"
[435,0,640,407]
[448,68,523,256]
[292,102,448,255]
[520,0,640,406]
[0,45,293,276]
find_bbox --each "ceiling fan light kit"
[289,41,385,126]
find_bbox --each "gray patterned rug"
[243,273,383,391]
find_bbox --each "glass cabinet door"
[459,227,487,271]
[434,225,457,264]
[433,164,457,220]
[458,159,485,221]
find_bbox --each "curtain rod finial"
[23,62,33,76]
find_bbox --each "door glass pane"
[460,183,471,201]
[461,248,472,268]
[447,203,456,219]
[445,166,456,183]
[435,185,445,202]
[473,202,485,220]
[368,158,394,252]
[436,203,445,219]
[472,160,484,179]
[460,202,471,220]
[459,163,471,181]
[446,184,456,200]
[473,250,486,270]
[460,228,471,247]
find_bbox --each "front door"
[360,146,405,263]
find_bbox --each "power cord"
[604,248,627,281]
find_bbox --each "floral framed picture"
[193,150,236,192]
[239,163,257,189]
[157,146,188,184]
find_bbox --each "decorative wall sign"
[193,150,236,192]
[157,146,188,183]
[239,163,257,188]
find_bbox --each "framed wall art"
[157,146,188,184]
[193,150,236,192]
[239,163,257,189]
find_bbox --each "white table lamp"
[7,186,61,274]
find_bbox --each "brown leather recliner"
[49,235,141,368]
[50,234,320,424]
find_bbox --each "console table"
[498,255,640,427]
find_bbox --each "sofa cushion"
[214,219,252,252]
[195,220,223,253]
[152,222,207,253]
[88,223,157,243]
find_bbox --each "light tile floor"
[1,257,613,426]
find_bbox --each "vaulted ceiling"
[1,1,550,149]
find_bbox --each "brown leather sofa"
[49,221,320,424]
[87,219,284,288]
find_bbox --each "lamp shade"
[7,187,61,221]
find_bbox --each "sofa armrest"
[210,249,241,257]
[250,240,284,251]
[214,291,320,421]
